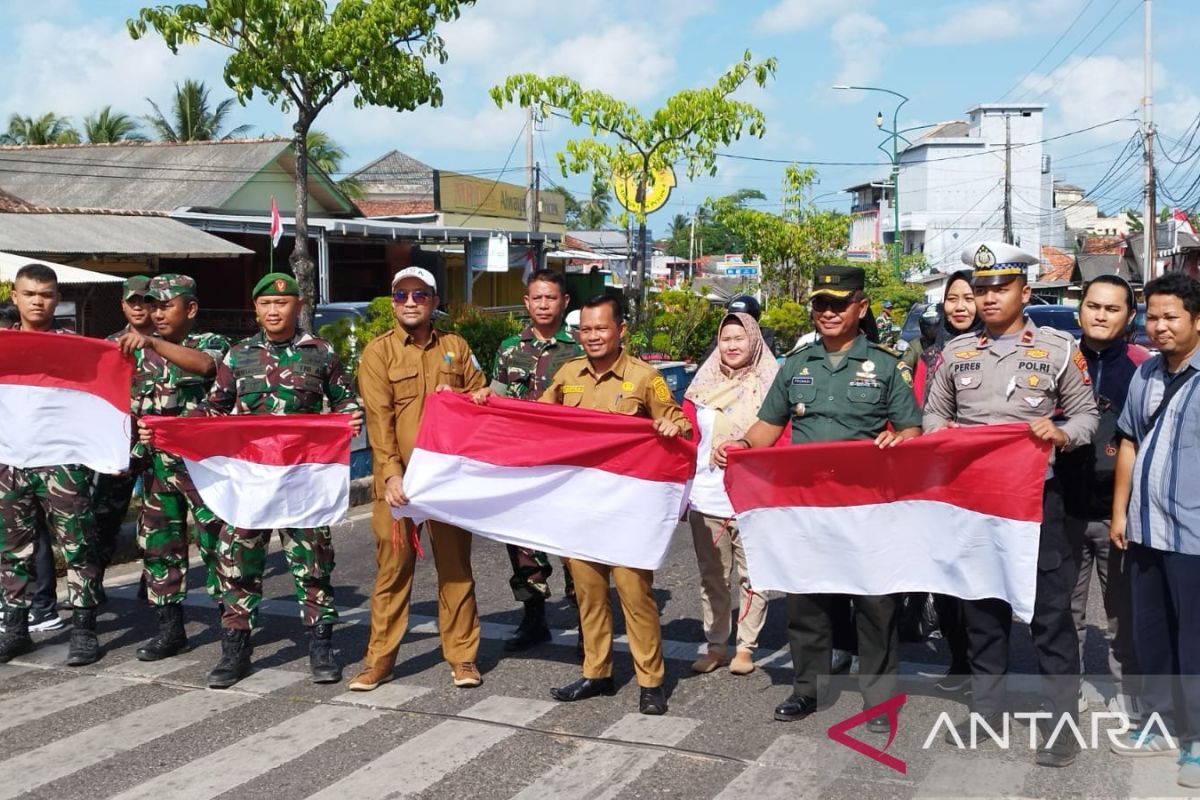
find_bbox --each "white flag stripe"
[403,449,685,570]
[109,704,382,800]
[0,385,129,473]
[184,456,348,529]
[0,690,254,800]
[0,675,128,735]
[307,695,556,800]
[511,714,700,800]
[739,500,1041,622]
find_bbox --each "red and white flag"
[143,414,352,529]
[269,197,283,248]
[725,424,1051,622]
[0,331,133,473]
[402,393,696,570]
[1173,208,1196,237]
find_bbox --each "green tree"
[306,129,363,199]
[634,284,723,361]
[863,255,927,321]
[83,106,147,143]
[761,299,809,350]
[577,174,612,229]
[143,79,253,142]
[0,112,80,145]
[130,0,475,332]
[665,188,766,259]
[492,50,776,323]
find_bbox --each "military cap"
[147,273,197,301]
[811,265,865,299]
[122,275,151,300]
[963,242,1039,287]
[252,272,300,299]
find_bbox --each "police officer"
[719,265,922,728]
[923,242,1099,768]
[485,268,582,651]
[538,294,690,716]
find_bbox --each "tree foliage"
[306,129,362,199]
[563,174,612,230]
[664,188,766,259]
[629,285,723,362]
[144,79,252,141]
[0,113,80,145]
[130,0,474,330]
[83,106,147,143]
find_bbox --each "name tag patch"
[562,385,584,394]
[849,379,880,388]
[952,361,982,373]
[791,376,814,385]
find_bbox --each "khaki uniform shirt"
[540,350,692,435]
[922,318,1099,453]
[358,327,486,492]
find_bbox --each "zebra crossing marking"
[713,734,854,799]
[0,675,129,734]
[332,682,431,709]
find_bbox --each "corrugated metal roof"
[0,250,122,284]
[0,214,253,258]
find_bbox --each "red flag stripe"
[0,331,132,412]
[415,393,696,484]
[143,414,351,466]
[724,423,1050,523]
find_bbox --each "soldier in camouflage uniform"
[93,275,155,588]
[189,272,361,688]
[118,274,229,662]
[485,269,582,651]
[0,263,103,666]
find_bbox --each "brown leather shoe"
[348,662,394,692]
[452,662,482,688]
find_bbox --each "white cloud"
[830,13,890,90]
[755,0,863,34]
[539,25,675,103]
[1023,56,1149,140]
[908,3,1023,45]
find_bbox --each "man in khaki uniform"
[349,267,487,691]
[539,294,691,716]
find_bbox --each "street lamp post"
[834,85,910,280]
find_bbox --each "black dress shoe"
[773,694,818,722]
[944,712,1006,745]
[639,686,667,715]
[1036,734,1080,768]
[866,712,898,734]
[550,676,616,702]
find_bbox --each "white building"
[847,103,1066,279]
[1053,183,1134,238]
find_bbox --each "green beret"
[253,272,300,299]
[122,275,151,300]
[147,273,197,301]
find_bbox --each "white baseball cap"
[391,267,437,294]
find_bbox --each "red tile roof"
[356,199,434,217]
[1039,245,1075,281]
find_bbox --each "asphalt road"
[0,510,1190,800]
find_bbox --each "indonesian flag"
[725,424,1051,622]
[1173,208,1196,237]
[0,331,132,473]
[269,197,283,248]
[402,393,696,570]
[143,414,352,529]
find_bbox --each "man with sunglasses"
[350,266,488,693]
[719,264,922,728]
[923,242,1099,768]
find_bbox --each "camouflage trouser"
[0,464,99,609]
[138,451,225,607]
[218,526,336,630]
[506,544,576,606]
[92,457,145,569]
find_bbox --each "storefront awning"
[0,250,123,284]
[545,248,623,260]
[0,214,253,259]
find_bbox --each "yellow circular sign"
[612,166,676,215]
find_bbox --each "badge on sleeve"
[1072,351,1092,385]
[651,376,671,402]
[897,363,913,386]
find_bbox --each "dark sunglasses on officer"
[810,295,854,314]
[392,289,433,305]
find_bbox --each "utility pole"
[533,164,541,233]
[525,104,536,232]
[1003,114,1014,245]
[1143,0,1157,280]
[688,211,696,274]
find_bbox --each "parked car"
[1132,303,1154,350]
[314,301,372,334]
[1025,304,1082,340]
[898,302,929,346]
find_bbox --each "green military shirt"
[759,334,922,443]
[491,325,583,400]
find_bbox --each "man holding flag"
[923,242,1099,768]
[718,265,921,728]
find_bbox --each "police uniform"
[757,265,923,717]
[541,350,691,713]
[923,243,1099,732]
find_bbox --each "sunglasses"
[125,295,149,304]
[392,290,433,305]
[811,296,853,313]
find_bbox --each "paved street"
[0,511,1191,800]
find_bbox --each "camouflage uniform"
[136,327,230,606]
[492,325,583,604]
[201,329,359,630]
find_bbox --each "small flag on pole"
[269,197,283,248]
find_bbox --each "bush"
[0,281,10,303]
[631,285,724,362]
[761,300,810,353]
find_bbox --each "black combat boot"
[66,607,100,666]
[136,604,188,661]
[208,627,253,689]
[504,595,551,652]
[308,622,342,684]
[0,608,33,663]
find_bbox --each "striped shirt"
[1117,349,1200,554]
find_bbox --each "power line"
[1019,1,1142,103]
[1000,0,1097,100]
[455,119,528,227]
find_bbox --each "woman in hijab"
[681,312,780,676]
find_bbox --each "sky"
[1,0,1198,233]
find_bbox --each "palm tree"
[144,79,253,142]
[83,106,147,143]
[578,175,612,229]
[306,129,362,198]
[0,112,80,145]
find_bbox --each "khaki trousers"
[688,510,768,652]
[363,499,480,669]
[570,558,664,688]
